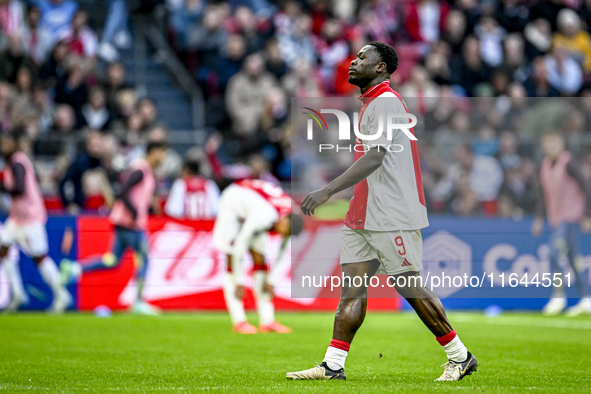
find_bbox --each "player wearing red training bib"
[287,42,477,382]
[0,131,71,313]
[213,179,303,334]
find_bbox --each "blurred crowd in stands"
[2,0,591,218]
[165,0,591,218]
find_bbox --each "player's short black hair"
[146,140,168,154]
[367,41,398,74]
[288,213,305,237]
[184,159,201,175]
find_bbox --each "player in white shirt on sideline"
[213,179,304,334]
[286,42,477,382]
[164,158,220,220]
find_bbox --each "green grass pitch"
[0,311,590,392]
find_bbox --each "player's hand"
[532,217,544,237]
[263,282,274,297]
[235,285,245,300]
[582,217,591,233]
[301,188,330,216]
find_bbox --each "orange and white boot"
[233,321,258,334]
[260,321,292,334]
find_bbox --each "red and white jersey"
[234,179,292,219]
[164,176,220,220]
[217,179,292,232]
[344,81,429,231]
[4,151,47,225]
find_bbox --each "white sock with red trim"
[436,329,468,362]
[222,272,247,325]
[323,339,350,370]
[253,270,274,326]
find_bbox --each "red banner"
[77,216,402,312]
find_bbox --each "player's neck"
[359,76,390,95]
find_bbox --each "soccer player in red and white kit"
[286,42,477,381]
[62,141,168,315]
[0,131,72,313]
[164,158,220,220]
[213,179,304,334]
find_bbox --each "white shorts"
[212,210,267,255]
[0,219,49,257]
[340,226,423,276]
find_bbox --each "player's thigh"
[111,227,132,262]
[366,229,423,276]
[129,230,149,264]
[339,227,381,296]
[20,223,49,257]
[340,227,378,267]
[250,232,267,258]
[549,224,569,257]
[212,212,240,255]
[0,219,17,248]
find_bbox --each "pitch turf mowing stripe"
[0,312,589,392]
[451,313,591,330]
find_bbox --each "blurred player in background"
[0,131,71,313]
[287,42,477,381]
[164,157,219,220]
[61,141,168,315]
[213,179,303,334]
[532,131,591,316]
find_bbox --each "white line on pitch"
[450,314,591,330]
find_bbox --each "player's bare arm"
[119,169,143,220]
[301,147,386,216]
[0,163,25,196]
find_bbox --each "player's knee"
[102,253,119,267]
[391,273,425,298]
[0,245,8,258]
[32,255,46,265]
[553,238,568,254]
[341,281,367,299]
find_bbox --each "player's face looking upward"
[347,45,389,93]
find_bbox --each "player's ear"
[376,61,386,74]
